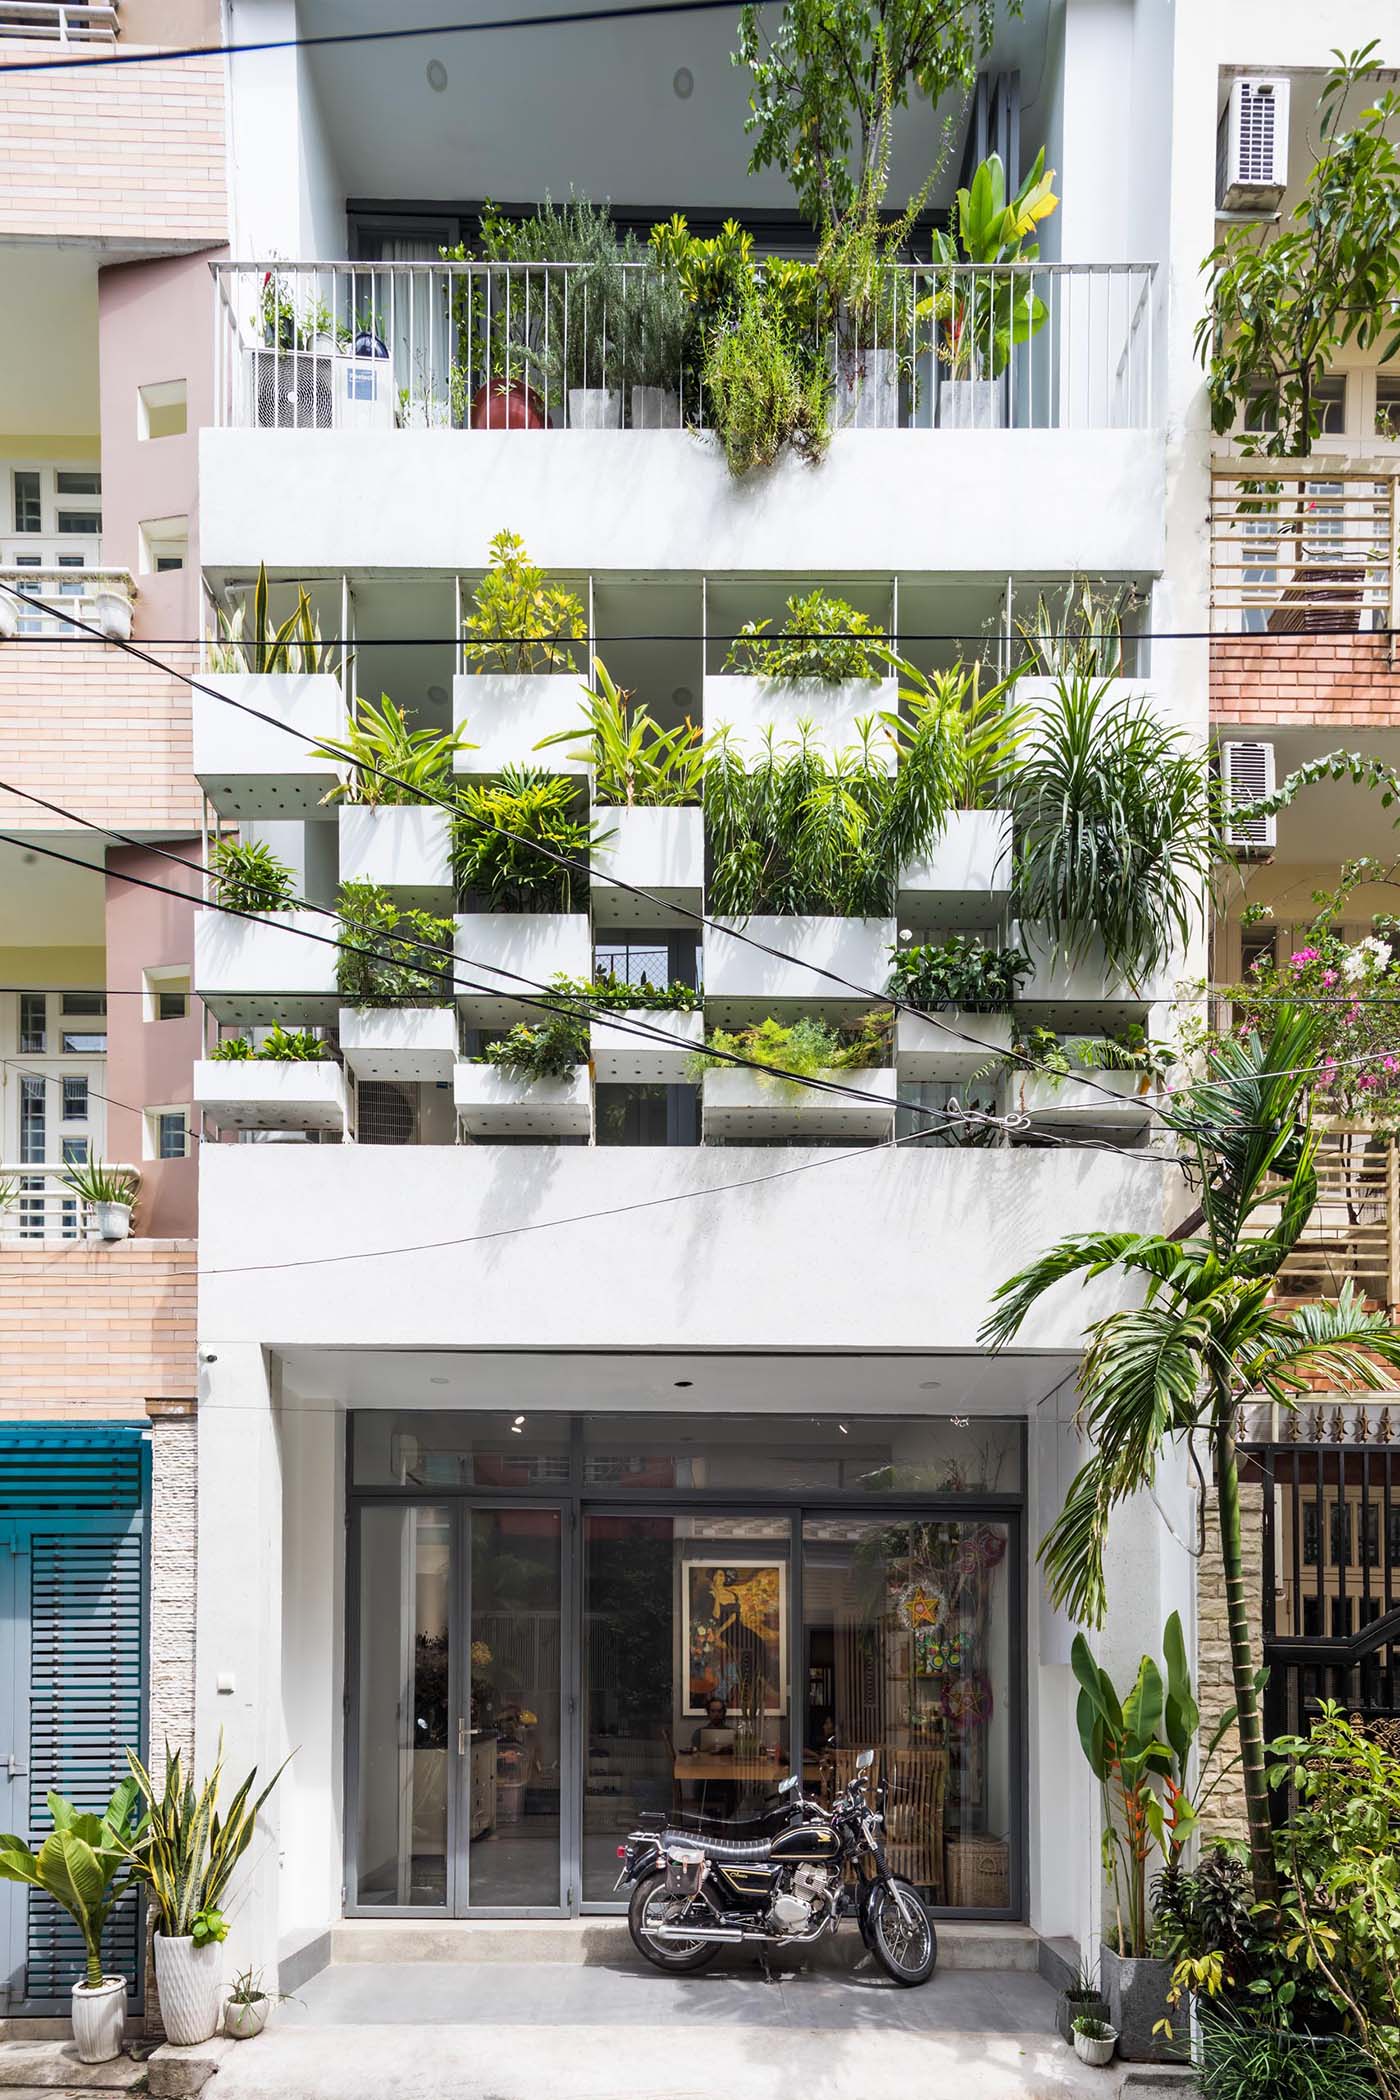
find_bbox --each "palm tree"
[979,1004,1400,1901]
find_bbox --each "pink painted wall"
[105,841,202,1240]
[98,246,225,645]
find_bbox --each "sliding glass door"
[349,1502,567,1915]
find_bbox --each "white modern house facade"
[174,0,1400,1998]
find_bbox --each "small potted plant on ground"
[1071,2014,1118,2068]
[60,1160,141,1242]
[224,1964,290,2040]
[0,1780,144,2063]
[1055,1954,1111,2045]
[123,1738,289,2048]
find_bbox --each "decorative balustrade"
[1210,462,1399,636]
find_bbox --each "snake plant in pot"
[0,1781,144,2063]
[122,1739,289,2046]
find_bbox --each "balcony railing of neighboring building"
[212,260,1158,436]
[0,0,117,39]
[0,1164,140,1242]
[1209,460,1400,639]
[0,566,134,641]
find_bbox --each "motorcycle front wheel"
[627,1871,722,1974]
[865,1876,937,1986]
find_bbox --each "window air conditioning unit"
[1217,77,1290,213]
[1222,739,1277,854]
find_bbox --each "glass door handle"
[457,1718,467,1757]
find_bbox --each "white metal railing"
[1210,462,1399,635]
[0,566,133,641]
[212,259,1158,436]
[0,1164,138,1243]
[0,0,117,39]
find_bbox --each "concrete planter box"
[896,1009,1012,1083]
[899,811,1013,928]
[702,675,895,764]
[702,1064,896,1142]
[1017,931,1177,1025]
[194,909,338,1025]
[338,1006,458,1083]
[454,913,592,1028]
[591,806,703,927]
[703,916,896,1021]
[1102,1948,1184,2064]
[452,674,590,778]
[192,672,342,818]
[454,1063,592,1138]
[938,378,1003,430]
[1011,1064,1160,1132]
[833,347,899,430]
[591,1008,703,1085]
[194,1057,347,1134]
[338,805,453,901]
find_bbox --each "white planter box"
[702,675,896,765]
[193,1058,347,1134]
[833,347,899,430]
[192,672,342,818]
[454,1063,592,1138]
[591,807,704,927]
[1017,929,1178,1023]
[1011,1065,1161,1132]
[338,805,454,900]
[591,1008,703,1085]
[338,1006,458,1083]
[899,811,1013,928]
[454,913,592,1028]
[703,916,896,1020]
[194,909,338,1025]
[452,673,590,778]
[702,1065,897,1142]
[896,1009,1013,1083]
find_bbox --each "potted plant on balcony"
[623,261,692,428]
[888,936,1028,1013]
[723,590,887,685]
[925,150,1059,429]
[121,1739,289,2049]
[336,882,456,1008]
[0,1780,145,2063]
[209,837,298,915]
[207,564,338,677]
[60,1160,141,1242]
[93,582,134,642]
[461,531,587,678]
[452,767,602,912]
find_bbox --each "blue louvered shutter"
[23,1525,145,2005]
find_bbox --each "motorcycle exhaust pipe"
[651,1915,836,1949]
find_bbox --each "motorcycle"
[614,1748,937,1987]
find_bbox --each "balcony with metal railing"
[201,258,1165,578]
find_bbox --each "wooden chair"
[880,1747,948,1901]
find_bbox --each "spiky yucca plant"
[119,1740,289,1939]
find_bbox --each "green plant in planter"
[1014,577,1141,679]
[118,1738,289,1940]
[690,1010,890,1083]
[724,591,886,683]
[209,1035,255,1061]
[922,149,1059,381]
[621,261,693,402]
[208,564,338,677]
[568,972,699,1013]
[209,837,297,915]
[452,766,601,912]
[703,291,831,476]
[535,661,714,805]
[462,531,588,674]
[60,1160,140,1211]
[336,882,456,1007]
[312,693,475,805]
[882,655,1030,811]
[1009,673,1221,985]
[0,1780,144,1989]
[483,1009,590,1082]
[887,937,1028,1012]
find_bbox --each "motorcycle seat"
[638,1801,793,1842]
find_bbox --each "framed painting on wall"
[682,1558,788,1715]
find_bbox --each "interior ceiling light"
[429,1375,449,1386]
[426,58,448,91]
[512,1414,526,1425]
[837,1423,849,1436]
[918,1378,941,1391]
[672,66,694,99]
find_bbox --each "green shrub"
[723,591,885,684]
[452,766,599,912]
[336,882,455,1007]
[690,1011,890,1084]
[887,937,1028,1013]
[461,531,587,675]
[209,837,297,914]
[704,293,830,477]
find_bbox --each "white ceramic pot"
[93,1202,131,1242]
[567,387,622,430]
[225,1996,270,2040]
[630,385,680,430]
[71,1975,126,2064]
[93,588,134,642]
[154,1934,223,2047]
[938,378,1004,429]
[0,593,19,641]
[1072,2026,1118,2068]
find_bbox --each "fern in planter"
[312,693,474,805]
[535,662,713,805]
[209,838,297,914]
[336,882,455,1007]
[724,591,886,683]
[452,766,602,912]
[689,1011,891,1082]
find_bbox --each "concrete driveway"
[204,1957,1153,2099]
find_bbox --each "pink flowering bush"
[1226,924,1400,1125]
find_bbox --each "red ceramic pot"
[469,379,547,430]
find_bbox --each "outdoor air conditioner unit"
[1217,77,1290,213]
[1221,739,1278,854]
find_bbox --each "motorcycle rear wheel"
[866,1877,937,1986]
[627,1871,722,1973]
